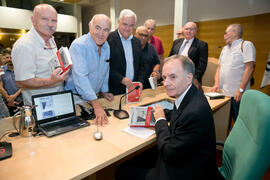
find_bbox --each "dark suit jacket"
[146,85,220,180]
[107,30,145,95]
[169,38,208,82]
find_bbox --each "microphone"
[114,85,140,119]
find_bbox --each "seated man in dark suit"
[107,9,145,95]
[169,22,208,92]
[115,55,222,180]
[134,26,160,89]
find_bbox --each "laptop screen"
[32,91,75,123]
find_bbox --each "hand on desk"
[211,84,220,92]
[94,107,109,126]
[89,99,109,126]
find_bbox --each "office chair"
[218,90,270,180]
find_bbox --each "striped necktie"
[178,40,189,55]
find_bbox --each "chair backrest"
[202,57,218,87]
[219,90,270,180]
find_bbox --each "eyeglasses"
[184,28,195,31]
[138,33,148,38]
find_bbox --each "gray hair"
[119,9,137,24]
[164,55,195,77]
[89,14,111,30]
[135,26,147,34]
[144,19,156,28]
[228,24,243,38]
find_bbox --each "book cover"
[129,106,155,127]
[56,47,72,74]
[126,82,141,103]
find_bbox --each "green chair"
[218,90,270,180]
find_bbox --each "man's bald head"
[183,22,197,40]
[31,4,58,41]
[89,14,111,46]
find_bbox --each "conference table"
[0,86,230,180]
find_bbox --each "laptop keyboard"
[40,117,90,137]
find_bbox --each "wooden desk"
[0,86,230,180]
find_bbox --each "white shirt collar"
[175,84,192,109]
[31,27,56,48]
[118,29,133,41]
[184,37,194,44]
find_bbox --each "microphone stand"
[113,86,140,119]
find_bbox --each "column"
[174,0,188,40]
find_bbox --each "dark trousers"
[230,97,240,121]
[115,146,158,180]
[227,97,240,132]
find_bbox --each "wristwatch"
[239,88,244,93]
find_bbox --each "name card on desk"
[122,127,155,139]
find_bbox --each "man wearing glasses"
[65,14,113,126]
[12,4,68,105]
[134,26,160,89]
[169,22,208,92]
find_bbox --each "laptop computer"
[32,90,90,137]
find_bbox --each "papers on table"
[122,127,155,139]
[204,92,225,100]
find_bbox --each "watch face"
[239,88,244,93]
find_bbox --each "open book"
[126,82,141,103]
[129,106,155,127]
[56,47,72,74]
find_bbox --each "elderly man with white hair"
[107,9,145,95]
[65,14,113,126]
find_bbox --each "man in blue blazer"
[169,22,208,91]
[107,9,145,95]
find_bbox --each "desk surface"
[0,86,230,180]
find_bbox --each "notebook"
[32,90,90,137]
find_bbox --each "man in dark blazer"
[169,22,208,91]
[107,9,145,95]
[115,55,222,180]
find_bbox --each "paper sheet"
[122,127,155,139]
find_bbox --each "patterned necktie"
[178,40,189,55]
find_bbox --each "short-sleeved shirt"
[219,39,256,97]
[150,35,164,55]
[64,33,110,101]
[1,68,23,103]
[12,27,63,105]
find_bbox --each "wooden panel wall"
[154,25,174,57]
[154,13,270,95]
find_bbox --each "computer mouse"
[93,131,103,140]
